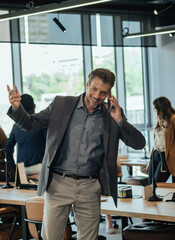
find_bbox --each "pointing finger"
[14,85,19,94]
[7,85,11,92]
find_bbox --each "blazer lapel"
[57,96,80,139]
[103,108,110,157]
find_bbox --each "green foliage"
[124,48,143,96]
[23,70,84,101]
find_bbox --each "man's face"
[84,76,111,113]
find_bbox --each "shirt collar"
[76,93,102,112]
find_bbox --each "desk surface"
[101,185,175,222]
[0,187,37,205]
[120,159,149,167]
[1,185,175,223]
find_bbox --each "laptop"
[0,161,15,182]
[15,162,37,190]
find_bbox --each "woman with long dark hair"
[148,96,175,184]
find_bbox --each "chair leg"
[129,217,133,224]
[8,215,17,240]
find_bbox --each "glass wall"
[21,44,84,111]
[124,47,144,125]
[92,46,116,96]
[0,43,14,136]
[0,12,151,156]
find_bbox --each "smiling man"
[7,68,145,240]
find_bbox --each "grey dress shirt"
[52,94,104,176]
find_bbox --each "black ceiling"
[1,0,175,27]
[0,0,174,12]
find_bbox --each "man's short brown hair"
[88,68,115,88]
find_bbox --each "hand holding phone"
[107,95,122,123]
[107,97,114,112]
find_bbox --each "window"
[124,47,144,125]
[92,46,116,96]
[21,44,84,111]
[0,43,14,136]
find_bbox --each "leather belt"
[52,171,98,180]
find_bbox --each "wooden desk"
[0,187,37,240]
[120,159,149,175]
[101,185,175,239]
[120,159,149,167]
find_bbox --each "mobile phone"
[107,97,111,111]
[107,97,115,111]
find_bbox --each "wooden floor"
[98,216,122,240]
[99,215,142,240]
[69,214,142,240]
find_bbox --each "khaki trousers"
[41,173,101,240]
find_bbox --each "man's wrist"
[12,105,19,111]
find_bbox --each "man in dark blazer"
[7,68,145,240]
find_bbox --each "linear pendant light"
[53,17,66,32]
[124,26,175,39]
[153,1,173,15]
[0,0,113,22]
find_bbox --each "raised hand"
[108,95,122,123]
[7,85,21,110]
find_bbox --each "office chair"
[25,196,75,240]
[0,206,22,240]
[25,197,44,240]
[123,222,175,240]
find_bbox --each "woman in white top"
[148,96,175,184]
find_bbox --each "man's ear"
[108,89,111,97]
[86,80,89,89]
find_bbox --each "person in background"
[5,94,47,176]
[7,68,145,240]
[148,96,175,184]
[0,127,7,161]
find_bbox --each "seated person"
[5,94,47,177]
[0,127,7,161]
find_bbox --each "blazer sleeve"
[118,117,146,150]
[7,100,54,131]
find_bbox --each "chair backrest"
[25,197,73,240]
[25,197,44,240]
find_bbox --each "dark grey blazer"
[7,95,145,206]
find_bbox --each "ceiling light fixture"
[169,32,175,37]
[53,17,66,32]
[123,27,175,39]
[0,0,113,22]
[153,1,173,15]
